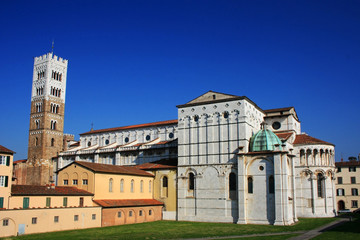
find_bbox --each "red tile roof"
[93,199,164,208]
[264,107,294,113]
[60,161,154,177]
[136,159,177,170]
[293,134,334,146]
[11,185,93,196]
[80,120,178,135]
[275,132,293,141]
[0,145,15,154]
[335,161,360,167]
[13,159,27,164]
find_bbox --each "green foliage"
[5,218,336,240]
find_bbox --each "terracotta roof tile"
[61,161,154,177]
[80,120,178,135]
[13,159,27,164]
[93,199,164,208]
[293,134,334,146]
[335,161,360,167]
[136,159,177,170]
[11,185,93,196]
[0,145,15,154]
[275,132,293,141]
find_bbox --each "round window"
[105,139,109,145]
[146,135,151,141]
[223,112,229,119]
[194,115,199,122]
[259,166,264,171]
[169,132,174,139]
[124,137,129,143]
[272,121,281,130]
[87,141,91,147]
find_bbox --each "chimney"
[50,183,55,189]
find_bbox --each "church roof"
[275,131,294,141]
[293,134,334,146]
[0,145,15,154]
[93,199,163,208]
[80,119,178,136]
[136,158,177,170]
[11,185,93,196]
[249,129,282,152]
[176,90,263,112]
[57,161,154,177]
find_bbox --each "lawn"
[4,218,336,240]
[313,217,360,240]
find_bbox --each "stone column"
[310,174,316,215]
[94,153,99,164]
[237,153,246,224]
[115,152,121,165]
[274,153,285,225]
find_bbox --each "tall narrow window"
[46,197,51,207]
[51,138,55,147]
[317,173,325,198]
[248,177,253,194]
[79,197,84,207]
[189,173,195,191]
[269,175,275,194]
[35,137,38,146]
[162,176,168,198]
[229,173,236,199]
[63,197,68,207]
[149,180,152,193]
[131,179,134,193]
[109,178,113,192]
[140,180,144,193]
[23,197,30,209]
[120,179,124,192]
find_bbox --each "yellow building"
[57,161,164,226]
[335,159,360,212]
[137,159,177,220]
[1,184,100,237]
[0,145,15,209]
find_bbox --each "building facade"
[55,91,336,225]
[0,145,15,209]
[335,159,360,211]
[26,53,71,185]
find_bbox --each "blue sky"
[1,0,359,161]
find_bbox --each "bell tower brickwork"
[26,53,68,185]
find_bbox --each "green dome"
[249,129,282,152]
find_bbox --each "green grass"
[226,233,300,239]
[312,217,360,240]
[4,218,336,240]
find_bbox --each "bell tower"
[27,52,68,185]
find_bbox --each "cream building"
[0,145,15,209]
[335,159,360,211]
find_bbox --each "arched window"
[269,175,275,194]
[317,173,325,198]
[53,121,57,130]
[120,179,124,192]
[35,120,40,129]
[51,138,55,147]
[109,178,113,192]
[189,173,195,191]
[131,179,134,193]
[35,137,39,146]
[248,177,253,194]
[140,180,144,193]
[229,172,236,199]
[162,176,168,198]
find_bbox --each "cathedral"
[26,53,336,225]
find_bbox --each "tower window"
[51,138,55,147]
